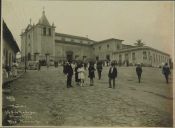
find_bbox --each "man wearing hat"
[97,61,103,80]
[108,62,117,88]
[136,63,142,83]
[162,63,171,83]
[65,60,73,88]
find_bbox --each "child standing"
[78,64,85,87]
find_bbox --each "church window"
[132,52,135,60]
[125,53,129,60]
[143,51,147,60]
[28,34,30,39]
[48,28,51,36]
[99,46,101,50]
[43,27,46,36]
[107,44,109,49]
[117,44,120,49]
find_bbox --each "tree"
[134,39,145,47]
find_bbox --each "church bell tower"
[34,9,56,64]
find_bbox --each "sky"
[2,0,174,57]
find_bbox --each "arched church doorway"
[66,51,73,61]
[106,54,110,61]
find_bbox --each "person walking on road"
[162,63,171,84]
[136,63,142,83]
[64,60,73,88]
[78,63,85,87]
[97,61,103,80]
[88,62,95,86]
[108,63,117,88]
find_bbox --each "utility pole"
[25,33,27,72]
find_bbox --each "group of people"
[3,61,18,79]
[63,61,96,88]
[63,60,118,88]
[63,60,171,88]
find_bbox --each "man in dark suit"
[136,63,142,83]
[64,60,73,88]
[108,63,117,88]
[162,63,171,84]
[97,61,103,80]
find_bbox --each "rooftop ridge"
[55,32,96,42]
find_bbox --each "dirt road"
[3,66,173,126]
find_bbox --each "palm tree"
[134,39,145,47]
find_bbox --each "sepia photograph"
[1,0,174,127]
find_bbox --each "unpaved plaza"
[3,66,173,127]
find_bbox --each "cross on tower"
[43,6,45,14]
[30,18,32,25]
